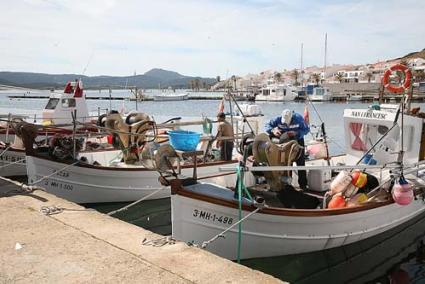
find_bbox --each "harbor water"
[1,90,425,283]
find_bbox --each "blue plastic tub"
[169,130,201,151]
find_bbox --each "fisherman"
[216,112,234,161]
[265,109,310,190]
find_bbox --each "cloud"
[0,0,423,77]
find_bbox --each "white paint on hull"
[27,156,240,204]
[171,185,425,260]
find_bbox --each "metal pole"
[109,88,112,112]
[135,86,138,111]
[72,109,77,159]
[5,113,10,144]
[227,92,255,135]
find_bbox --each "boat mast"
[300,43,304,87]
[323,33,327,84]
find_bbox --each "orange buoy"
[328,193,347,209]
[382,64,412,94]
[351,171,367,188]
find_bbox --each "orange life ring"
[382,64,412,94]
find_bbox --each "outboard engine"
[252,133,303,191]
[104,112,154,164]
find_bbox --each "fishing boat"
[20,106,261,203]
[0,80,96,140]
[0,80,102,177]
[170,64,425,260]
[153,92,188,101]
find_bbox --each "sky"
[0,0,424,78]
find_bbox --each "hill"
[401,48,425,60]
[0,69,216,89]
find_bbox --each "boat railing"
[219,160,425,175]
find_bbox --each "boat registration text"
[193,209,233,225]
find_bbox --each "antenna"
[82,50,95,76]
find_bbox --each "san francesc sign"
[350,110,388,120]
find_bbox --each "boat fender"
[382,64,412,94]
[328,193,347,209]
[346,193,368,207]
[344,183,358,198]
[351,171,367,188]
[392,180,413,205]
[330,171,352,195]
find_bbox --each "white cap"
[281,109,293,124]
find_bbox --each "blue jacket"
[265,112,310,140]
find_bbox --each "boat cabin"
[42,80,89,125]
[343,104,424,166]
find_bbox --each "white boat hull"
[0,148,26,177]
[26,156,239,204]
[255,94,297,102]
[171,184,425,260]
[153,94,188,101]
[308,95,332,102]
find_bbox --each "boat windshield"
[61,98,76,108]
[45,98,60,110]
[315,88,324,96]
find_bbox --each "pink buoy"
[392,183,414,205]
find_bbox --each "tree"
[312,73,321,85]
[291,69,299,86]
[335,73,344,83]
[216,76,221,82]
[274,72,282,83]
[194,79,200,91]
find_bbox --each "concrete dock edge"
[0,178,284,283]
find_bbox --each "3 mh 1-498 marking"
[193,209,233,225]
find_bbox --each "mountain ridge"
[0,69,215,89]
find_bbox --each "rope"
[107,187,166,216]
[0,158,25,169]
[29,160,79,185]
[237,168,243,263]
[141,236,176,247]
[201,207,261,249]
[201,163,260,263]
[40,205,95,216]
[0,145,11,158]
[0,176,43,195]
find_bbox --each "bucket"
[306,141,327,159]
[169,130,201,151]
[362,154,377,165]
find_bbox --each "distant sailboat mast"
[323,33,327,84]
[300,43,304,87]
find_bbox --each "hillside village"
[212,49,425,97]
